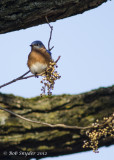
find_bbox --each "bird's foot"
[35,73,39,78]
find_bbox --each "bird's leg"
[35,73,39,78]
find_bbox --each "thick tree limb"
[0,0,108,34]
[0,86,114,160]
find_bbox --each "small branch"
[50,46,54,51]
[45,16,54,51]
[0,106,113,131]
[0,106,91,130]
[0,57,61,89]
[0,70,30,89]
[55,56,61,63]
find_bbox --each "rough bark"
[0,0,108,34]
[0,86,114,160]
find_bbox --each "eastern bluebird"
[27,41,52,76]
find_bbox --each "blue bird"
[27,41,52,76]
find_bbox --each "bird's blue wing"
[46,50,52,56]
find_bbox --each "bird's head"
[30,41,46,50]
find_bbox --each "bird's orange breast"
[27,48,51,68]
[27,48,52,74]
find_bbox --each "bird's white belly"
[30,62,47,74]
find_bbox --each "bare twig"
[0,56,61,89]
[0,106,93,130]
[0,70,30,89]
[0,106,113,130]
[55,56,61,63]
[45,16,54,51]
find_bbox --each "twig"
[0,106,93,130]
[55,56,61,63]
[0,56,61,89]
[0,106,113,130]
[0,70,30,89]
[45,16,54,51]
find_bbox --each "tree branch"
[0,0,108,34]
[0,71,30,89]
[0,56,60,90]
[0,56,60,88]
[45,16,54,51]
[0,86,114,160]
[0,105,113,130]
